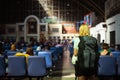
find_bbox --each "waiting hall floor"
[47,49,75,80]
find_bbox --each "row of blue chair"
[3,49,62,75]
[4,49,58,67]
[38,51,52,69]
[0,56,47,79]
[50,46,63,61]
[4,46,63,62]
[98,55,120,77]
[111,51,120,58]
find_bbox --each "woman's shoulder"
[99,49,103,53]
[15,52,25,56]
[15,52,30,56]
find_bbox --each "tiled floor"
[44,49,75,80]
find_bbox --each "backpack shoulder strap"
[77,36,85,63]
[78,36,85,50]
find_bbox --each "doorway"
[110,31,115,45]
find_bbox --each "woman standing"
[73,23,99,80]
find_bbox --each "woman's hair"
[102,43,109,49]
[79,24,90,36]
[26,47,34,56]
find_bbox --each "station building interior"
[0,0,106,42]
[0,0,120,46]
[0,0,120,80]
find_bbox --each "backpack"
[77,36,99,69]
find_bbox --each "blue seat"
[7,56,26,77]
[112,51,120,58]
[50,47,57,50]
[28,56,47,79]
[56,46,63,58]
[33,50,39,55]
[38,51,53,76]
[0,56,6,77]
[32,46,37,50]
[38,51,52,68]
[4,45,10,50]
[110,48,115,52]
[117,56,120,75]
[50,47,59,61]
[6,50,17,56]
[50,49,58,61]
[22,47,27,51]
[98,56,116,76]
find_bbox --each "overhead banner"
[84,12,94,27]
[62,23,77,34]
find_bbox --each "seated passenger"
[36,46,41,51]
[44,45,50,51]
[25,45,34,56]
[10,42,16,51]
[100,43,112,56]
[15,44,34,63]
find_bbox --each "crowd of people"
[0,23,120,80]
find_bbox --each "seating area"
[111,51,120,58]
[7,56,27,77]
[98,56,116,76]
[98,55,120,80]
[0,45,64,80]
[28,56,47,80]
[0,56,48,79]
[1,42,120,80]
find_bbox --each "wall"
[106,14,120,45]
[90,22,107,43]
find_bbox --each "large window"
[40,25,46,31]
[7,28,15,33]
[28,21,37,34]
[110,31,115,45]
[18,25,24,32]
[52,28,59,32]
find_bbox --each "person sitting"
[44,45,50,51]
[15,44,34,63]
[25,44,34,56]
[100,43,112,56]
[10,42,16,51]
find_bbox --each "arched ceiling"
[0,0,106,24]
[71,0,106,17]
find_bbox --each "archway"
[24,15,40,42]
